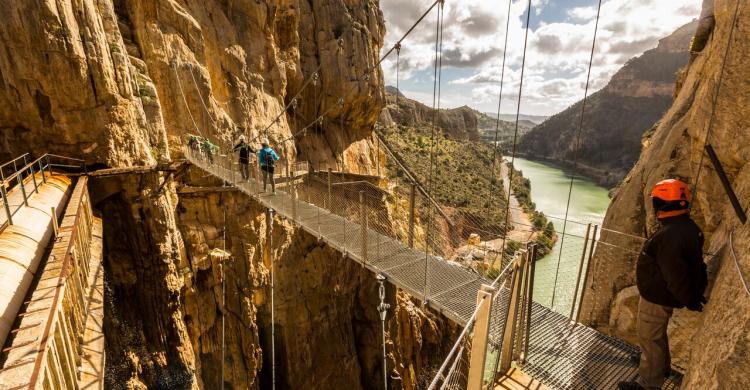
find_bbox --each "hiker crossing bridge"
[184,148,681,389]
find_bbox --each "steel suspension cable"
[490,0,518,271]
[424,0,445,303]
[691,0,742,201]
[550,0,603,309]
[172,61,205,138]
[221,202,226,390]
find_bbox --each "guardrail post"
[327,168,333,210]
[1,185,12,225]
[290,165,297,221]
[30,164,38,194]
[576,224,598,323]
[569,223,592,320]
[18,175,28,206]
[360,191,367,266]
[408,183,416,248]
[39,159,46,183]
[51,207,58,236]
[467,284,496,390]
[523,244,537,362]
[499,251,527,373]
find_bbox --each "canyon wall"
[0,0,452,388]
[580,1,750,388]
[519,20,697,186]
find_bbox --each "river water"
[508,157,611,315]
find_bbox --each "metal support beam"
[523,245,537,362]
[18,176,28,206]
[576,225,598,323]
[570,223,592,320]
[1,185,12,225]
[408,183,416,248]
[467,284,496,390]
[360,191,368,266]
[327,168,333,210]
[705,144,747,224]
[499,253,527,372]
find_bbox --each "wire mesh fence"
[185,146,682,390]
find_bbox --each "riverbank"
[507,152,623,188]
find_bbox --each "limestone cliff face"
[580,1,750,388]
[380,88,481,141]
[0,0,385,172]
[518,21,697,186]
[0,0,400,387]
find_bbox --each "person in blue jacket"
[259,138,280,193]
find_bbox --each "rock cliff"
[579,1,750,388]
[518,20,697,186]
[0,0,455,388]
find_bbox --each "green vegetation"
[381,124,508,235]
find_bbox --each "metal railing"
[0,153,86,231]
[0,177,98,389]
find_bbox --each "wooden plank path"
[186,152,681,390]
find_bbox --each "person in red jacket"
[619,179,708,390]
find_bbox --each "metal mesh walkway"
[185,150,680,390]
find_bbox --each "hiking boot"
[617,382,646,390]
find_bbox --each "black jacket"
[233,142,255,163]
[636,214,707,308]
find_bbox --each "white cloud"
[380,0,701,116]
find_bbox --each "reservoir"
[508,157,611,314]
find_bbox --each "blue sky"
[380,0,701,116]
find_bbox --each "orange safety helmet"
[651,179,691,218]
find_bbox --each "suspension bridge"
[183,148,682,389]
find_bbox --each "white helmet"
[239,135,246,142]
[262,138,270,146]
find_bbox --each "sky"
[379,0,701,116]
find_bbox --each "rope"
[489,0,516,270]
[423,0,445,303]
[495,0,534,272]
[729,227,750,297]
[691,0,742,199]
[550,0,603,309]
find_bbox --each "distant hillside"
[518,20,697,186]
[495,113,548,125]
[475,111,534,146]
[379,88,532,143]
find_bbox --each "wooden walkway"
[186,152,681,390]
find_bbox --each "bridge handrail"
[0,153,86,232]
[28,176,94,388]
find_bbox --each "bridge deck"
[187,154,680,390]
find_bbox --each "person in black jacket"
[233,135,255,180]
[619,179,707,390]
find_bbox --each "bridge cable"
[221,202,227,390]
[550,0,603,309]
[423,0,445,304]
[172,61,206,138]
[489,0,518,271]
[690,0,741,202]
[269,209,276,390]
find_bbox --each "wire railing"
[0,153,86,232]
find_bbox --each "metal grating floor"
[188,155,681,390]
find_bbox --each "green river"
[509,157,612,314]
